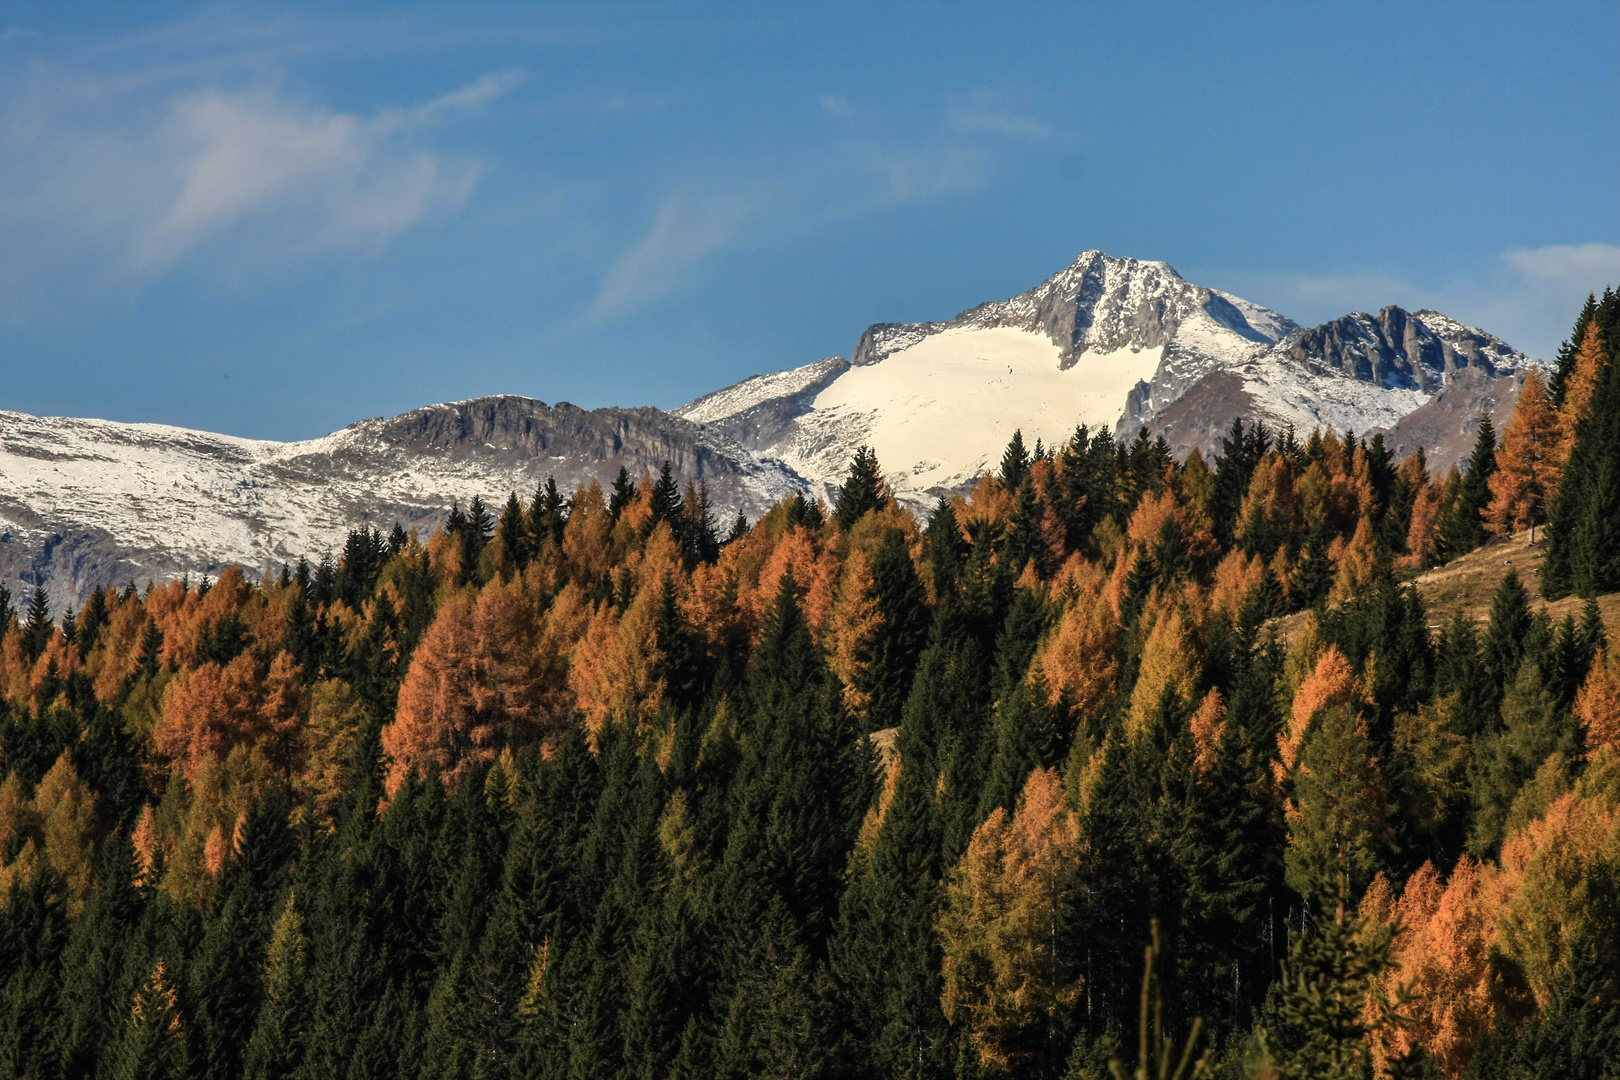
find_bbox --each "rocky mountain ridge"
[684,251,1532,504]
[0,249,1538,606]
[0,397,802,610]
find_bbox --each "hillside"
[1268,529,1620,645]
[1412,528,1620,629]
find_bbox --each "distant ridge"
[0,250,1537,603]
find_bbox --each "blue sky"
[0,2,1615,440]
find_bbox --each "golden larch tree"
[939,767,1082,1073]
[1486,369,1559,538]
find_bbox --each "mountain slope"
[2,248,1541,604]
[681,251,1535,503]
[0,396,803,609]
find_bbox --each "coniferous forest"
[4,293,1620,1080]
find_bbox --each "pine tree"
[1481,571,1533,709]
[648,461,684,532]
[835,446,889,529]
[1548,292,1599,408]
[495,490,530,575]
[1284,703,1388,911]
[1467,665,1573,857]
[527,476,568,553]
[1212,417,1272,546]
[103,959,188,1080]
[862,529,930,733]
[925,497,967,596]
[1439,415,1496,559]
[1003,474,1050,578]
[54,836,145,1078]
[1000,429,1030,491]
[609,465,637,521]
[22,585,50,662]
[242,892,309,1080]
[189,794,298,1080]
[1257,903,1421,1080]
[1543,291,1620,599]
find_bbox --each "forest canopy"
[3,291,1620,1079]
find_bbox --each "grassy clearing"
[1266,529,1620,645]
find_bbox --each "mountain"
[678,251,1534,503]
[0,396,802,610]
[0,249,1539,605]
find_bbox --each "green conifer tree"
[1439,416,1497,560]
[1000,429,1031,491]
[835,446,888,530]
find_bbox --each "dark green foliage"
[609,465,637,521]
[1543,288,1620,600]
[1440,416,1496,560]
[1256,899,1425,1080]
[1004,474,1050,578]
[1212,418,1272,547]
[528,476,569,552]
[22,585,51,662]
[648,460,683,532]
[835,446,888,529]
[1468,930,1620,1080]
[1467,664,1576,857]
[1000,429,1030,492]
[496,491,530,574]
[863,528,930,733]
[0,864,71,1079]
[925,496,967,595]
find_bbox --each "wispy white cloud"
[1,69,520,278]
[589,192,766,317]
[820,92,856,117]
[1208,243,1620,361]
[947,107,1050,139]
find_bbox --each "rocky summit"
[0,250,1536,605]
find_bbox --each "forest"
[2,291,1620,1080]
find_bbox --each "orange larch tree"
[1485,369,1559,539]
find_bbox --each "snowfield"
[776,329,1162,495]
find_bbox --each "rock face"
[682,251,1536,503]
[0,249,1543,607]
[0,397,803,609]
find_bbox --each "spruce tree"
[22,585,50,662]
[1481,571,1533,710]
[103,959,188,1080]
[54,835,145,1078]
[1003,474,1049,578]
[495,490,530,574]
[648,461,683,532]
[835,446,888,530]
[862,529,930,733]
[1439,415,1496,559]
[999,429,1030,491]
[1543,300,1620,598]
[242,892,309,1080]
[609,465,637,521]
[189,794,298,1080]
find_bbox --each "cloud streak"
[1,69,520,279]
[589,193,766,317]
